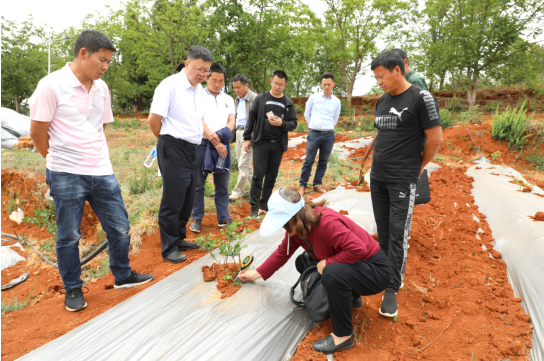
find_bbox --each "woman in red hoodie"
[239,187,391,354]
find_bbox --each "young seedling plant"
[195,220,252,276]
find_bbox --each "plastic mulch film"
[1,107,31,149]
[1,243,26,271]
[18,187,377,361]
[467,163,544,361]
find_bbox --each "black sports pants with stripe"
[370,178,416,293]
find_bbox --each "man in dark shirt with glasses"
[243,70,298,218]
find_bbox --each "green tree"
[125,0,211,77]
[315,0,411,106]
[1,17,47,113]
[209,0,317,93]
[423,0,544,107]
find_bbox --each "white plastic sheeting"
[1,107,31,149]
[18,187,377,361]
[1,243,26,271]
[467,163,544,361]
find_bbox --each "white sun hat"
[259,188,305,237]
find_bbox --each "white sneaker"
[229,194,240,201]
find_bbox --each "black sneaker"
[259,205,268,214]
[379,291,398,317]
[352,297,363,309]
[61,287,88,312]
[218,219,234,228]
[249,205,259,218]
[114,271,154,289]
[190,219,201,233]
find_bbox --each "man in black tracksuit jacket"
[243,70,298,217]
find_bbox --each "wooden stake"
[357,133,378,186]
[136,105,139,119]
[451,98,455,118]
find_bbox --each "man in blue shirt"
[298,72,341,196]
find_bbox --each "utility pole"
[48,35,71,74]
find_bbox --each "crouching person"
[239,187,391,354]
[29,30,154,312]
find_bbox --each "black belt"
[236,126,246,130]
[309,129,335,134]
[162,135,199,149]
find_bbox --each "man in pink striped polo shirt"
[29,30,153,312]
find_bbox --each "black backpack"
[290,238,330,323]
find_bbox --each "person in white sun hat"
[239,186,391,355]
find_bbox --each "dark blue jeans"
[299,131,335,188]
[191,141,231,223]
[46,169,132,290]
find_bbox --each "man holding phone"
[243,70,298,218]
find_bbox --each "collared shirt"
[236,93,248,127]
[304,92,341,131]
[29,62,114,175]
[203,88,235,133]
[150,69,204,145]
[405,70,428,91]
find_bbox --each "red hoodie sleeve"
[325,219,368,265]
[256,232,300,281]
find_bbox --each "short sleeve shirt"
[150,69,204,145]
[202,88,235,133]
[371,85,441,183]
[29,63,114,175]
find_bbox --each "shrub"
[491,101,533,149]
[111,117,123,129]
[127,167,163,195]
[23,200,57,238]
[457,105,482,124]
[439,109,454,130]
[485,101,499,113]
[294,103,304,114]
[295,121,309,132]
[339,99,351,116]
[446,97,464,113]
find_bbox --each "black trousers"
[370,178,416,293]
[322,250,391,336]
[157,136,199,257]
[250,141,283,208]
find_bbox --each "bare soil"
[2,119,541,360]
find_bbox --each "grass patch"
[491,101,533,149]
[1,294,34,315]
[439,109,454,130]
[82,256,111,285]
[22,200,57,238]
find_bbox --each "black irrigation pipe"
[1,232,109,268]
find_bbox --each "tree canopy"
[1,0,543,114]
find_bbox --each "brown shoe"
[313,185,326,193]
[298,186,306,197]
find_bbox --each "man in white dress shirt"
[298,72,341,196]
[147,46,227,263]
[190,63,235,233]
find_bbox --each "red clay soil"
[529,211,544,221]
[201,262,242,299]
[292,166,533,361]
[283,142,307,162]
[0,170,262,361]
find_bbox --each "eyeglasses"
[271,81,286,88]
[190,63,211,76]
